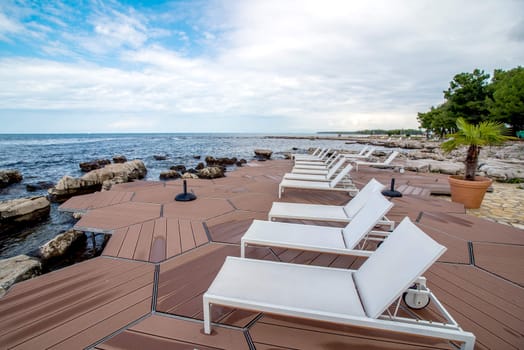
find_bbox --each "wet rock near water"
[79,159,111,172]
[198,166,225,179]
[205,156,238,166]
[26,181,55,192]
[0,169,23,188]
[0,196,51,235]
[170,165,187,173]
[0,255,41,297]
[236,159,247,167]
[35,229,86,262]
[181,172,199,179]
[160,170,181,180]
[254,149,272,160]
[48,160,147,202]
[195,162,205,170]
[112,155,127,163]
[153,155,168,161]
[193,155,201,160]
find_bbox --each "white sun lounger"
[279,163,357,198]
[292,154,343,173]
[294,151,336,166]
[291,147,321,160]
[354,151,400,171]
[294,148,330,162]
[203,218,475,350]
[241,191,393,258]
[269,178,394,230]
[284,158,348,182]
[344,146,376,159]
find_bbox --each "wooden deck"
[0,159,523,349]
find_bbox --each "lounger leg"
[203,296,212,334]
[278,185,283,198]
[241,240,246,258]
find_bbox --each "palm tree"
[441,118,512,180]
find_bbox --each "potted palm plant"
[441,118,512,208]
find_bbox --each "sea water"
[0,133,361,259]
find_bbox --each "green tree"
[417,103,455,138]
[444,69,491,125]
[488,67,524,135]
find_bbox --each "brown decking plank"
[150,217,167,263]
[179,219,196,252]
[15,286,152,350]
[0,258,130,312]
[419,212,524,245]
[191,220,209,246]
[427,265,524,349]
[123,315,249,349]
[75,202,161,232]
[133,220,155,261]
[166,218,182,257]
[250,316,454,349]
[50,299,152,350]
[95,329,221,350]
[430,263,524,319]
[0,262,152,333]
[118,223,142,259]
[417,222,470,264]
[1,259,154,349]
[102,227,128,257]
[473,242,524,286]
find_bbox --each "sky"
[0,0,523,133]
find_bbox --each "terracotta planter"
[448,175,492,209]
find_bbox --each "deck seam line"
[202,221,213,242]
[468,241,475,266]
[152,264,160,312]
[83,312,153,350]
[153,311,248,332]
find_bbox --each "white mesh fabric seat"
[294,148,331,162]
[284,159,348,182]
[203,218,475,350]
[344,146,375,159]
[241,191,393,258]
[354,151,399,171]
[279,163,356,198]
[292,147,321,160]
[269,178,394,230]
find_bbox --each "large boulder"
[254,149,272,160]
[0,169,23,188]
[36,229,86,262]
[205,156,237,166]
[79,159,111,172]
[0,196,50,234]
[0,255,41,297]
[160,170,181,180]
[198,166,225,179]
[48,160,147,202]
[112,155,127,163]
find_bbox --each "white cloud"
[0,0,523,132]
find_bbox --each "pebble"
[466,182,524,229]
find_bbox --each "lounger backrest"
[326,158,346,179]
[329,163,352,187]
[343,178,386,218]
[342,192,393,249]
[357,145,369,156]
[311,147,321,156]
[362,147,375,158]
[353,217,446,319]
[383,151,399,165]
[326,153,343,168]
[319,148,331,160]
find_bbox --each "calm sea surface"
[0,133,361,259]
